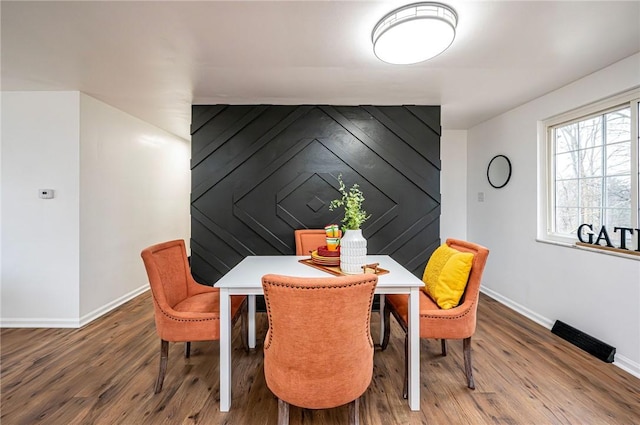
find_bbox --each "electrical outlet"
[477,192,484,202]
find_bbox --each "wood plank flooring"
[2,292,639,424]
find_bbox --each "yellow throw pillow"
[422,244,474,309]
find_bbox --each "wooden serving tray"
[298,258,389,277]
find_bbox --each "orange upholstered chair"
[141,239,247,393]
[381,238,489,396]
[262,273,378,425]
[294,229,327,255]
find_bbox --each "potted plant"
[329,175,371,231]
[329,175,371,274]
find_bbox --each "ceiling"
[2,1,639,141]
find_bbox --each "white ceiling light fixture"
[372,2,458,65]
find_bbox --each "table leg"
[408,287,420,410]
[378,294,386,345]
[248,294,256,349]
[219,288,232,412]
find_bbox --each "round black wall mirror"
[487,155,512,189]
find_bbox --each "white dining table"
[215,255,423,412]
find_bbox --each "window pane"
[605,176,630,208]
[578,147,602,177]
[556,207,578,234]
[579,116,602,149]
[605,108,630,144]
[606,142,630,175]
[556,124,577,154]
[579,208,602,226]
[606,209,632,247]
[606,208,631,229]
[580,178,602,207]
[556,152,577,179]
[556,179,578,207]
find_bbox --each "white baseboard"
[480,286,555,329]
[480,286,640,379]
[79,285,149,327]
[0,285,149,329]
[0,317,81,328]
[613,355,640,378]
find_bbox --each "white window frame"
[538,88,640,255]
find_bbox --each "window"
[542,89,640,253]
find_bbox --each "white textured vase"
[340,229,367,274]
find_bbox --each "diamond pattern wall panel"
[190,105,441,284]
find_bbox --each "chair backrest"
[261,273,378,409]
[294,229,327,255]
[141,239,192,310]
[445,238,489,311]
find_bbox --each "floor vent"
[551,320,615,363]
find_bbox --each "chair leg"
[241,301,249,352]
[349,398,360,425]
[154,339,169,394]
[185,342,191,358]
[463,337,475,389]
[380,303,391,350]
[441,339,447,356]
[277,398,289,425]
[403,333,408,399]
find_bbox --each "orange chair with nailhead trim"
[294,229,327,255]
[261,273,378,425]
[381,238,489,396]
[141,239,247,393]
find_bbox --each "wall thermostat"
[39,189,55,199]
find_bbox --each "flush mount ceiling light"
[372,2,458,65]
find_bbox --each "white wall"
[1,92,81,326]
[440,130,468,240]
[79,94,191,322]
[1,94,3,316]
[466,53,640,377]
[0,91,191,327]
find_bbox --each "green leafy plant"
[329,175,371,230]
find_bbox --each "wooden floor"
[1,292,639,425]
